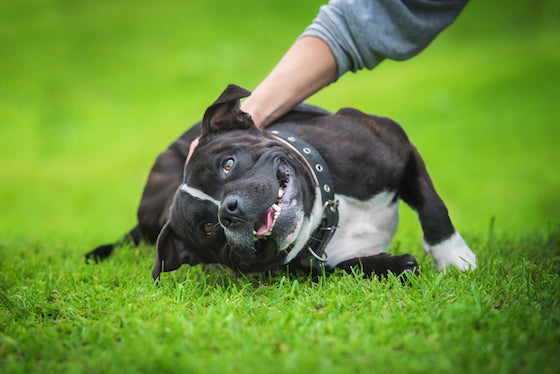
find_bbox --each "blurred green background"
[0,0,559,250]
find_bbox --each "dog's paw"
[399,254,420,275]
[385,254,419,278]
[423,231,477,272]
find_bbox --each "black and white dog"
[86,84,476,279]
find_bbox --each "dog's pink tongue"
[255,206,275,236]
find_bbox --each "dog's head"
[152,85,319,279]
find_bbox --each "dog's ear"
[152,222,194,280]
[201,84,254,135]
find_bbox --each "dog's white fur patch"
[423,231,477,271]
[179,183,220,207]
[283,186,324,264]
[322,191,400,268]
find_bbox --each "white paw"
[423,231,477,271]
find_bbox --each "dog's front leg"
[400,147,476,271]
[335,253,418,278]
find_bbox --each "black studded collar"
[268,130,339,263]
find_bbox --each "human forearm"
[240,36,337,129]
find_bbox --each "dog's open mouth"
[252,161,293,248]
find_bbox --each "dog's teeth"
[272,203,281,212]
[253,230,257,236]
[278,188,285,199]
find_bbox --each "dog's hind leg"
[85,226,141,263]
[399,146,476,271]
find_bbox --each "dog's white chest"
[323,191,400,267]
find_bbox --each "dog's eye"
[203,222,213,236]
[223,158,234,174]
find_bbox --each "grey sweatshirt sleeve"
[301,0,469,79]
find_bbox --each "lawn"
[1,0,559,373]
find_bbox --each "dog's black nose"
[225,197,237,213]
[219,195,243,228]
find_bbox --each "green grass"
[1,234,559,373]
[1,0,559,373]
